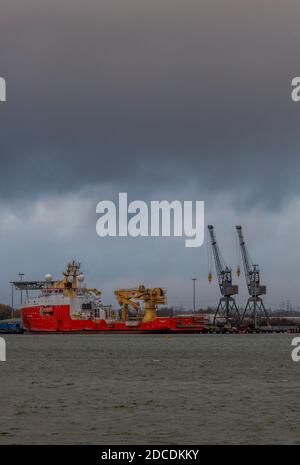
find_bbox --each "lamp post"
[18,272,25,306]
[192,278,197,312]
[11,283,14,320]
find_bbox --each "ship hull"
[22,305,205,333]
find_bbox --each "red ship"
[17,261,204,333]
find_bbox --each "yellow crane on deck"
[114,285,166,323]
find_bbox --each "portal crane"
[235,226,270,328]
[207,225,240,326]
[114,285,166,323]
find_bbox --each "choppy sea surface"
[0,333,299,444]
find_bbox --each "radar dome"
[45,274,52,282]
[77,274,85,282]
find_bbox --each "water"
[0,333,299,444]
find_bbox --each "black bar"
[0,445,297,464]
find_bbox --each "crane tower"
[207,225,240,326]
[236,226,270,328]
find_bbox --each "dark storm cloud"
[1,0,300,208]
[0,1,300,311]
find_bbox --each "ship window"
[82,303,92,310]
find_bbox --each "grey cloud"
[0,1,299,307]
[0,0,300,208]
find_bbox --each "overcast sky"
[0,0,300,310]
